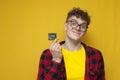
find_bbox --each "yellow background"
[0,0,120,80]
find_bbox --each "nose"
[76,26,81,30]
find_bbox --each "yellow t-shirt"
[62,45,86,80]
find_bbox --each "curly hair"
[66,7,91,26]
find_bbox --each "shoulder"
[82,42,103,58]
[40,49,52,60]
[82,43,105,67]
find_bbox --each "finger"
[54,43,61,50]
[49,38,59,49]
[57,45,62,52]
[53,38,59,43]
[51,43,60,51]
[49,38,57,49]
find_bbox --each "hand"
[49,38,62,63]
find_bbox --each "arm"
[37,38,63,80]
[97,50,105,80]
[88,48,105,80]
[37,50,62,80]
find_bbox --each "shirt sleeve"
[97,50,105,80]
[37,49,62,80]
[87,48,105,80]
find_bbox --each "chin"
[67,32,83,41]
[70,36,82,42]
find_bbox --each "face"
[64,16,88,42]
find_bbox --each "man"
[37,7,105,80]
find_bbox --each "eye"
[80,24,87,29]
[71,21,77,25]
[70,21,78,26]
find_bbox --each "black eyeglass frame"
[67,19,88,31]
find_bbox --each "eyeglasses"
[68,19,88,31]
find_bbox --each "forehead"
[68,16,87,24]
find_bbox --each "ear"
[64,23,68,30]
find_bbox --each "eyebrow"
[69,19,87,25]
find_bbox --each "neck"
[63,38,82,51]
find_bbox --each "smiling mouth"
[72,31,81,35]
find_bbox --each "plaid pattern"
[37,42,105,80]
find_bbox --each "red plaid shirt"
[37,42,105,80]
